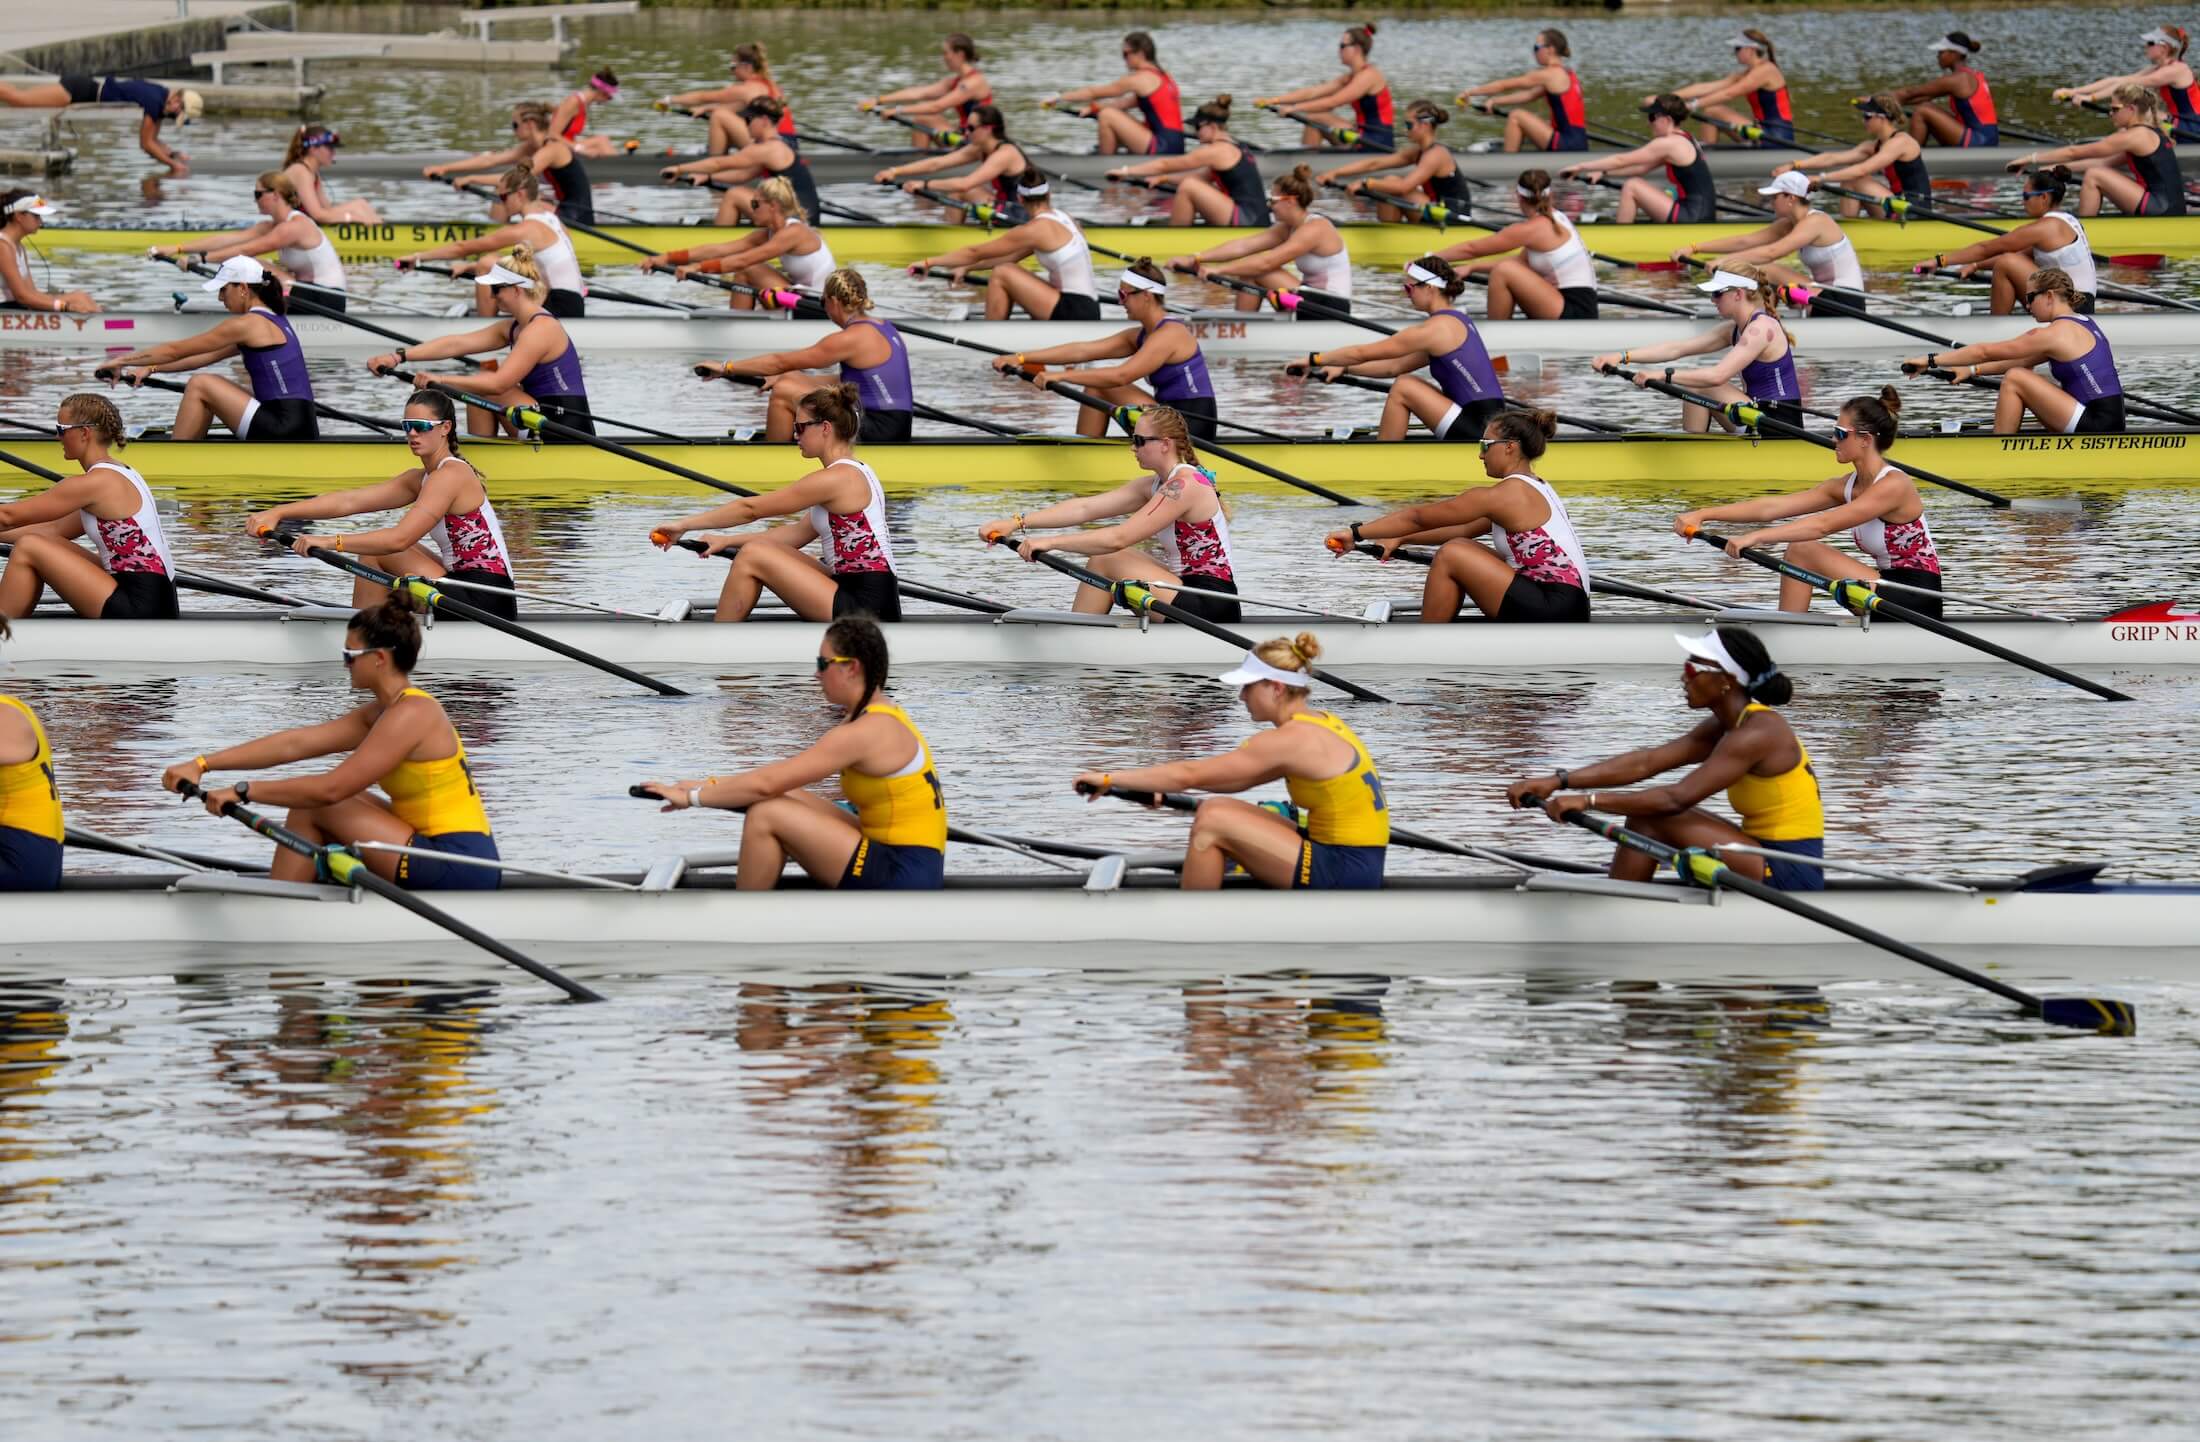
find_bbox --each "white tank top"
[2,235,30,304]
[1795,224,1864,291]
[779,220,837,291]
[1842,464,1940,573]
[277,219,348,291]
[1147,462,1236,581]
[77,461,175,578]
[1487,473,1590,588]
[2031,211,2097,298]
[421,457,513,575]
[527,210,586,297]
[806,457,897,575]
[1292,220,1353,300]
[1033,212,1097,299]
[1524,212,1597,292]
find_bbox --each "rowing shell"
[7,606,2192,671]
[37,215,2200,268]
[11,308,2193,359]
[1,431,2191,498]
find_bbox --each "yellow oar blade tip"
[2039,997,2137,1035]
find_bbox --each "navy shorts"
[840,837,945,890]
[1291,840,1386,890]
[1753,835,1825,892]
[0,825,63,891]
[394,830,501,890]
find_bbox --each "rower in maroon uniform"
[1458,29,1589,153]
[1043,31,1184,156]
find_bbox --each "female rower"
[0,393,177,620]
[364,249,594,438]
[0,192,95,314]
[649,383,901,622]
[1923,166,2095,314]
[697,269,913,441]
[1661,29,1792,147]
[243,390,518,622]
[427,102,592,225]
[1167,165,1351,314]
[858,33,991,141]
[639,616,945,891]
[1434,168,1599,320]
[2056,25,2200,143]
[1560,95,1715,224]
[1256,23,1396,151]
[638,176,833,313]
[1320,408,1590,623]
[1072,634,1388,891]
[550,68,622,157]
[1676,389,1942,619]
[1457,28,1588,153]
[661,96,819,225]
[1773,95,1929,219]
[872,103,1026,208]
[979,403,1240,624]
[0,619,63,892]
[1675,170,1864,316]
[278,125,381,225]
[1897,266,2124,435]
[1042,30,1185,156]
[1289,256,1502,443]
[149,171,349,310]
[1318,100,1473,223]
[0,75,199,170]
[2009,87,2187,217]
[99,256,317,441]
[992,258,1218,439]
[161,594,501,891]
[1106,95,1271,228]
[911,169,1099,320]
[663,43,795,152]
[1507,626,1824,891]
[395,166,586,318]
[1589,265,1800,433]
[1895,32,1998,148]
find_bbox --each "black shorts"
[1808,291,1865,318]
[545,288,586,319]
[0,826,62,892]
[99,571,179,619]
[533,394,595,439]
[857,408,913,443]
[1493,573,1590,623]
[444,567,517,621]
[2134,190,2185,218]
[1160,393,1217,440]
[2072,395,2126,434]
[1162,573,1240,626]
[1670,191,1717,224]
[242,397,318,440]
[1879,566,1942,620]
[61,75,98,104]
[1049,291,1103,321]
[1437,397,1507,441]
[1556,286,1599,320]
[833,569,902,622]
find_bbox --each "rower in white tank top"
[277,220,349,292]
[1523,211,1597,293]
[77,460,176,578]
[529,211,586,298]
[1486,472,1591,590]
[779,221,837,292]
[421,457,514,578]
[806,457,897,575]
[1795,230,1864,292]
[1842,465,1940,574]
[2031,211,2097,299]
[1034,212,1098,301]
[1293,222,1354,300]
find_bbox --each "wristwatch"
[1349,522,1365,543]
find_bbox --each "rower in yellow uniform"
[0,619,63,892]
[639,616,947,891]
[1074,633,1387,890]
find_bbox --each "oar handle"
[1075,780,1197,812]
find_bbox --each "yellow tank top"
[0,695,63,844]
[1724,703,1823,842]
[1283,711,1390,847]
[841,700,947,851]
[377,688,493,838]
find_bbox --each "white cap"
[475,262,530,288]
[4,193,58,218]
[202,255,266,292]
[2141,27,2179,47]
[1757,171,1811,199]
[1696,269,1757,294]
[1676,630,1781,692]
[1216,652,1314,691]
[178,89,204,123]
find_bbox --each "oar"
[1690,110,1808,153]
[171,777,603,1002]
[94,368,398,435]
[1682,525,2132,700]
[1581,173,1773,221]
[274,531,689,696]
[1013,547,1389,702]
[165,257,418,347]
[1811,181,2001,233]
[686,172,885,225]
[1301,367,1627,436]
[398,258,702,315]
[1915,258,2200,315]
[65,824,265,873]
[1464,99,1640,152]
[1173,261,1397,335]
[1521,801,2130,1033]
[669,536,1009,615]
[793,127,878,154]
[1345,542,1724,610]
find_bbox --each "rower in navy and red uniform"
[1458,29,1589,153]
[1591,264,1802,433]
[1896,32,1999,147]
[1664,29,1792,147]
[983,403,1242,625]
[873,104,1028,211]
[2013,86,2187,217]
[651,382,905,623]
[1561,95,1716,223]
[1107,95,1272,227]
[698,268,915,442]
[1290,255,1504,442]
[429,102,593,225]
[2058,25,2200,143]
[858,32,992,143]
[994,258,1219,439]
[244,390,520,622]
[1320,100,1473,223]
[660,95,819,225]
[1258,24,1395,151]
[99,256,319,440]
[0,393,178,621]
[1777,94,1930,219]
[0,624,63,892]
[0,74,200,170]
[1044,31,1185,156]
[366,249,595,439]
[660,42,796,152]
[549,67,622,158]
[1898,266,2125,435]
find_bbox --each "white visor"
[1676,630,1779,691]
[1929,37,1969,56]
[476,263,531,287]
[1757,171,1811,199]
[1726,35,1763,51]
[1116,268,1168,295]
[1697,269,1757,294]
[1404,261,1441,286]
[1217,653,1314,690]
[4,194,57,218]
[202,255,267,292]
[2142,28,2178,47]
[1017,179,1050,197]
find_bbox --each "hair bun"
[1290,631,1322,666]
[1877,384,1902,417]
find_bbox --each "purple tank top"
[840,318,912,413]
[1148,318,1213,403]
[2047,314,2122,401]
[238,308,313,402]
[1429,309,1500,408]
[512,310,587,400]
[1735,312,1800,404]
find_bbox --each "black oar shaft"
[104,370,397,435]
[673,537,1010,615]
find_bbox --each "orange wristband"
[667,248,692,265]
